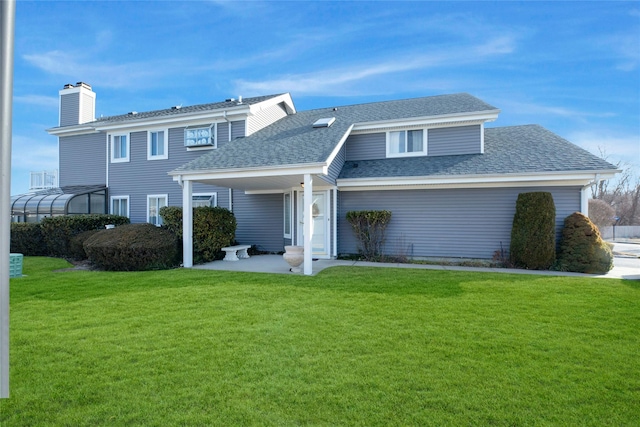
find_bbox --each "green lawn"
[1,257,638,426]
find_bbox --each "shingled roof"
[338,125,618,179]
[171,93,499,173]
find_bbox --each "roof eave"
[337,169,620,191]
[351,109,501,132]
[169,162,329,181]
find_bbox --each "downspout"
[228,188,233,212]
[223,110,231,142]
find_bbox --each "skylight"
[312,117,336,128]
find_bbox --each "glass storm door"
[298,191,328,257]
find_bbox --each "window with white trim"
[148,129,168,160]
[111,196,129,217]
[192,193,217,207]
[387,129,425,157]
[184,124,216,148]
[111,134,129,162]
[147,194,168,226]
[283,192,292,239]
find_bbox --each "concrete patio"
[191,241,640,281]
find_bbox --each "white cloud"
[498,99,616,121]
[10,134,59,195]
[234,36,517,96]
[14,94,58,108]
[22,50,166,89]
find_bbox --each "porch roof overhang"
[170,163,330,193]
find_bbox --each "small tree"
[346,210,392,261]
[557,212,613,274]
[509,192,556,270]
[588,199,616,230]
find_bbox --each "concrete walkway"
[192,240,640,280]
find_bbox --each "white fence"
[599,226,640,240]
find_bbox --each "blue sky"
[9,0,640,195]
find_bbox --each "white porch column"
[580,185,590,216]
[332,187,338,258]
[182,179,193,268]
[303,174,313,275]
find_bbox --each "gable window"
[147,194,168,226]
[184,124,216,148]
[193,193,217,207]
[148,130,168,160]
[111,134,129,162]
[111,196,129,217]
[387,129,425,157]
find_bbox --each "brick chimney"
[59,82,96,126]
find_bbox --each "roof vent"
[172,105,181,110]
[225,98,235,102]
[312,117,336,128]
[237,95,243,104]
[128,111,138,115]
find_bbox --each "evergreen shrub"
[40,214,130,258]
[160,206,237,263]
[10,223,47,256]
[69,229,101,260]
[556,212,613,274]
[83,223,179,271]
[346,210,392,261]
[509,192,556,270]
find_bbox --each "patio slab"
[190,253,639,280]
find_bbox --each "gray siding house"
[44,82,618,275]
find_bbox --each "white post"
[332,187,338,258]
[0,0,15,399]
[303,174,313,275]
[580,185,589,216]
[182,180,193,268]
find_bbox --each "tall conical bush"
[509,192,556,270]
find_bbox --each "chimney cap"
[63,83,74,89]
[75,82,92,90]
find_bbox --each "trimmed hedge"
[346,210,392,261]
[10,223,47,256]
[557,212,613,274]
[40,214,130,258]
[69,229,102,261]
[509,192,556,270]
[83,223,179,271]
[160,206,237,264]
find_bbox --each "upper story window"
[387,129,425,157]
[111,134,129,162]
[148,129,168,160]
[184,124,216,148]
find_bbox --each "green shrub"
[509,192,556,270]
[40,214,130,258]
[69,229,101,260]
[160,206,237,263]
[10,223,47,256]
[83,223,179,271]
[346,210,392,261]
[556,212,613,274]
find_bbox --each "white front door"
[298,190,329,257]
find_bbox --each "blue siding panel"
[59,93,79,127]
[232,191,284,253]
[231,120,245,139]
[345,132,386,161]
[59,133,106,187]
[428,125,481,156]
[338,186,581,259]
